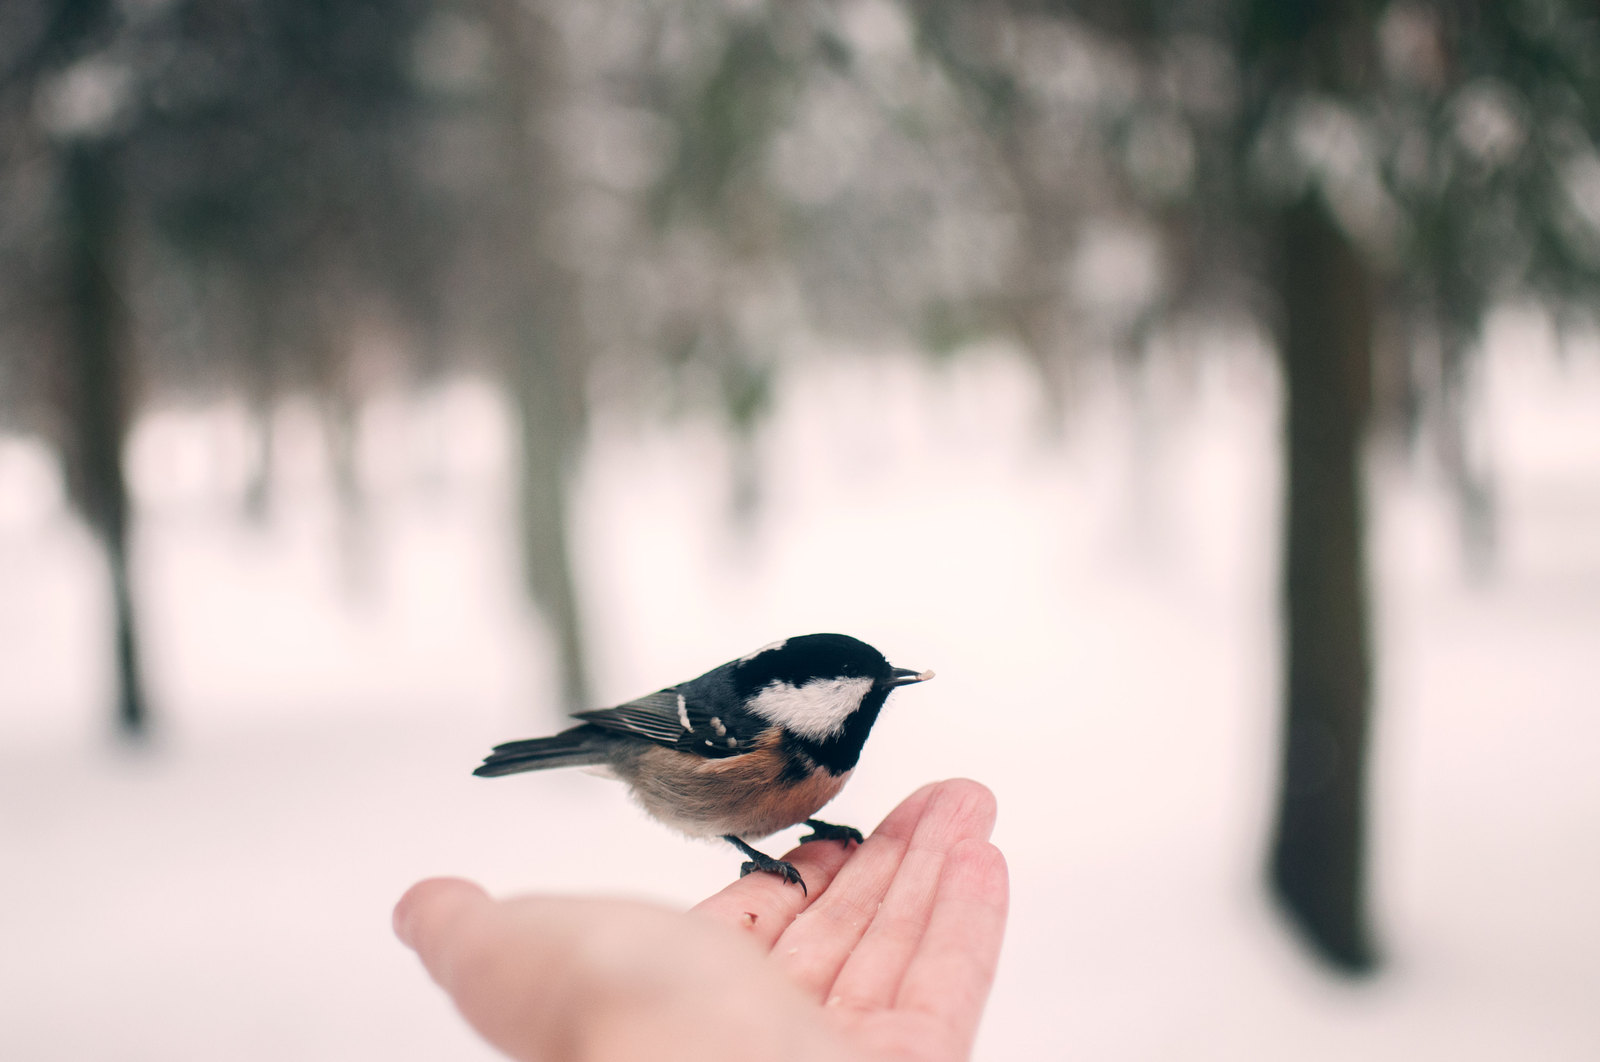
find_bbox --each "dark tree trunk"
[1436,329,1496,579]
[1268,196,1377,973]
[62,140,148,739]
[512,341,589,715]
[485,0,591,715]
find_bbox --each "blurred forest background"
[4,0,1600,1057]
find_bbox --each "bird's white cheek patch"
[748,676,875,740]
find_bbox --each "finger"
[760,782,942,985]
[395,879,586,1060]
[690,835,855,945]
[774,779,995,1003]
[692,782,940,949]
[820,779,997,1012]
[394,877,492,970]
[895,839,1009,1057]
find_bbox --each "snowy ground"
[2,322,1598,1060]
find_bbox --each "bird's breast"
[616,731,852,840]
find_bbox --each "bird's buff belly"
[616,735,852,840]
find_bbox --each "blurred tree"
[1,0,149,736]
[62,136,148,736]
[1242,0,1388,975]
[476,0,591,712]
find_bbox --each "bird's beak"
[887,666,935,687]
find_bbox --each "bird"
[473,633,933,893]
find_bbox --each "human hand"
[394,779,1007,1062]
[691,778,1006,1061]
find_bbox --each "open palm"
[693,779,1007,1061]
[395,779,1007,1062]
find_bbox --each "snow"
[2,335,1597,1061]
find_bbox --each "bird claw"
[739,857,807,895]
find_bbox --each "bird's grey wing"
[574,690,688,744]
[574,687,763,758]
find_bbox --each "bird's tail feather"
[473,728,605,777]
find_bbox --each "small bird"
[474,633,933,892]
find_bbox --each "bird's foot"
[739,855,807,894]
[724,835,807,895]
[799,819,864,846]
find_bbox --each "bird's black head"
[731,633,932,774]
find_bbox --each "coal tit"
[474,633,933,892]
